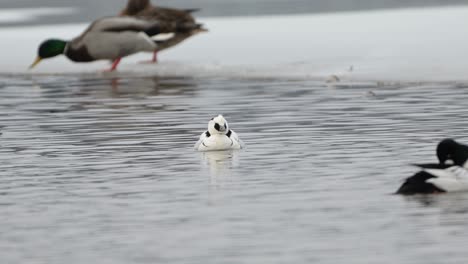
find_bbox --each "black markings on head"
[224,124,227,129]
[214,123,220,131]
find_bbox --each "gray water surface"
[1,74,468,263]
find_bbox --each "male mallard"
[30,16,193,71]
[120,0,207,63]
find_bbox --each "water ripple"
[1,74,468,263]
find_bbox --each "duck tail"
[195,23,208,32]
[175,22,206,33]
[184,8,200,13]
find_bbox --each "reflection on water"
[200,150,240,184]
[2,74,468,263]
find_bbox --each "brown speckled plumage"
[120,0,206,52]
[120,0,151,16]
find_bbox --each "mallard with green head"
[30,16,189,71]
[120,0,207,63]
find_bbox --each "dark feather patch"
[205,131,211,137]
[65,44,94,62]
[184,8,201,13]
[103,24,161,37]
[143,25,162,36]
[412,163,452,169]
[226,130,232,138]
[396,171,446,195]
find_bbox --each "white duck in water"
[29,16,196,71]
[195,115,244,151]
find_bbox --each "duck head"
[29,39,68,69]
[208,115,229,135]
[437,138,458,165]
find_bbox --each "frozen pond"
[3,6,468,81]
[1,74,468,263]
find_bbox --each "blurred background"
[2,0,468,78]
[1,0,467,26]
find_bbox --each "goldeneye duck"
[396,138,468,195]
[194,115,244,151]
[396,164,468,194]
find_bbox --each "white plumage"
[195,115,244,151]
[425,166,468,192]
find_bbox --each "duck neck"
[64,41,94,62]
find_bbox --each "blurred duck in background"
[120,0,207,63]
[30,16,197,71]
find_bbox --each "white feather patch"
[426,166,468,192]
[152,33,175,41]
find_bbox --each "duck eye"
[214,123,220,131]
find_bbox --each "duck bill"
[29,57,42,69]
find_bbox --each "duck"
[396,138,468,195]
[120,0,207,63]
[29,16,195,71]
[195,115,244,151]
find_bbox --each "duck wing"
[411,163,452,169]
[229,130,244,149]
[137,6,196,22]
[194,131,209,150]
[396,170,445,195]
[425,166,468,192]
[88,16,162,36]
[132,6,205,33]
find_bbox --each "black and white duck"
[396,139,468,195]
